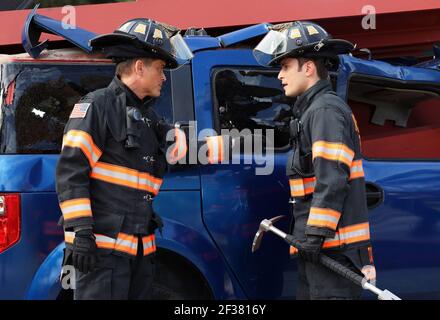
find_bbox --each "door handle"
[365,181,384,210]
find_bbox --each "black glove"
[297,235,324,264]
[70,228,98,274]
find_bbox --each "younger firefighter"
[254,21,376,299]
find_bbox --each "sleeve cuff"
[305,225,335,238]
[63,216,94,230]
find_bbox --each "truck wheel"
[57,250,213,300]
[152,283,186,299]
[151,250,213,300]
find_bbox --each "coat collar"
[109,76,154,109]
[292,79,333,117]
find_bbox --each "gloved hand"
[297,235,324,264]
[70,228,98,274]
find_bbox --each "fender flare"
[26,243,64,300]
[26,220,246,300]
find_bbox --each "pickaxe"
[252,216,401,300]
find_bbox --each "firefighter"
[253,21,376,299]
[56,18,193,300]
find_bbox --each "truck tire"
[151,250,213,300]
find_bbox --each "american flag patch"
[69,103,91,119]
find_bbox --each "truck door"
[337,55,440,299]
[193,49,297,299]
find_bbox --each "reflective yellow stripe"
[64,232,117,249]
[60,198,92,220]
[95,234,116,250]
[312,140,354,167]
[282,223,371,253]
[289,179,305,197]
[65,232,156,256]
[350,159,365,180]
[323,222,370,248]
[62,130,102,167]
[114,233,138,255]
[290,161,363,198]
[142,234,156,256]
[91,161,163,195]
[64,231,75,244]
[307,207,341,230]
[289,177,316,197]
[95,233,138,255]
[206,136,225,164]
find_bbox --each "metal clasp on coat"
[142,117,152,127]
[143,156,156,164]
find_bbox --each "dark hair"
[297,57,329,79]
[115,57,153,76]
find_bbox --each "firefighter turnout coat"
[287,79,373,265]
[56,76,184,258]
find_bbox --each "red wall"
[1,0,440,57]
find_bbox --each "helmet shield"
[169,33,194,67]
[253,21,355,67]
[253,30,288,67]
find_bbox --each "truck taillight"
[0,194,21,253]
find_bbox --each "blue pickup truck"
[0,10,440,300]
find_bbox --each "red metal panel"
[318,9,440,58]
[0,0,439,57]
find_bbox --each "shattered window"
[0,63,174,154]
[214,68,294,151]
[1,63,114,154]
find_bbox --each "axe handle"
[319,255,364,287]
[285,236,364,286]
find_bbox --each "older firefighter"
[56,18,194,300]
[254,21,376,299]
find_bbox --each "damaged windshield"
[0,63,114,154]
[0,62,174,154]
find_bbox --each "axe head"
[252,215,285,252]
[378,290,401,300]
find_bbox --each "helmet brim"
[90,33,178,69]
[268,38,355,66]
[90,32,137,47]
